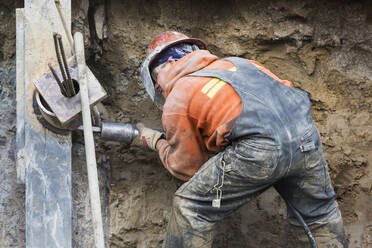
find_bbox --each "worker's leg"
[163,140,282,248]
[275,128,347,248]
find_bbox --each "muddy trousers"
[163,130,347,248]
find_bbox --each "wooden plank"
[34,63,107,125]
[24,0,72,247]
[16,8,25,184]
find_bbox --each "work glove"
[132,123,164,151]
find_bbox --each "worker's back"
[189,56,314,148]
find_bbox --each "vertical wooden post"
[21,0,73,247]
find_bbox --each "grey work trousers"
[163,126,347,248]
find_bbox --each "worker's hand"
[132,123,164,151]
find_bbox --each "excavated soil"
[0,0,372,247]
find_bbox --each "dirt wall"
[0,0,371,247]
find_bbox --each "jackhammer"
[77,122,139,143]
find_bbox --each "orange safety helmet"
[140,31,206,104]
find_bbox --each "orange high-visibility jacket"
[156,50,292,181]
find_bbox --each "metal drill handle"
[100,122,139,143]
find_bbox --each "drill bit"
[48,63,68,96]
[57,34,75,96]
[53,33,68,90]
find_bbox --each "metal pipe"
[74,31,105,248]
[54,0,74,55]
[92,105,102,127]
[101,122,139,143]
[48,62,68,96]
[57,35,75,95]
[53,33,68,87]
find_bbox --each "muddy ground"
[0,0,371,247]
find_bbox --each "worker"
[133,31,347,248]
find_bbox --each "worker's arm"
[156,114,208,182]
